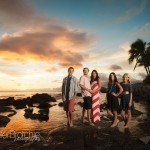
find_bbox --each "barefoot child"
[106,72,123,127]
[120,73,133,128]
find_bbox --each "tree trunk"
[133,61,138,71]
[145,66,149,75]
[148,66,150,75]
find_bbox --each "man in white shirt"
[79,68,94,126]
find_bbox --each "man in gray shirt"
[62,67,78,127]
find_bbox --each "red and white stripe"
[91,81,100,123]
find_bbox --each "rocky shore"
[0,93,56,127]
[0,86,150,149]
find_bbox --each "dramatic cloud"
[0,0,94,69]
[109,65,122,71]
[0,0,52,32]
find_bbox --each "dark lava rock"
[77,102,83,107]
[100,87,107,93]
[30,113,49,121]
[100,103,107,111]
[0,106,12,112]
[58,102,63,107]
[7,110,17,117]
[38,108,49,115]
[0,106,17,117]
[0,115,10,127]
[30,93,56,103]
[37,102,52,108]
[24,108,33,118]
[0,97,14,106]
[13,99,27,109]
[24,108,49,121]
[24,108,33,113]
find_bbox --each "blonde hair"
[122,73,131,83]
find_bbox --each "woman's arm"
[105,83,109,104]
[129,84,133,106]
[112,82,123,97]
[129,93,133,106]
[92,79,102,93]
[116,82,123,96]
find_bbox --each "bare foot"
[83,120,89,123]
[70,122,73,127]
[124,124,128,128]
[89,122,95,126]
[110,123,117,128]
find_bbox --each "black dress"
[107,83,119,111]
[120,83,134,111]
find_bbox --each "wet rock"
[30,93,56,103]
[26,97,33,107]
[0,115,10,127]
[100,87,107,93]
[0,106,12,112]
[0,106,17,117]
[24,108,33,118]
[58,102,63,107]
[13,99,27,109]
[24,108,49,121]
[24,108,33,113]
[132,109,143,117]
[77,102,83,107]
[0,97,14,106]
[37,102,52,108]
[139,136,150,144]
[7,110,17,117]
[38,109,49,115]
[30,113,49,121]
[100,103,107,111]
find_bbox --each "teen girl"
[120,73,133,128]
[106,72,123,127]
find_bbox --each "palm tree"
[128,39,150,75]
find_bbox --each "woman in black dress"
[106,72,123,127]
[120,73,133,128]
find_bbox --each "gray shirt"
[62,76,78,101]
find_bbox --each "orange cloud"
[0,0,94,69]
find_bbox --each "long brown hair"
[90,70,99,84]
[108,72,118,84]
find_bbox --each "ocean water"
[0,91,60,99]
[0,92,106,133]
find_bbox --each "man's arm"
[72,78,78,99]
[79,76,92,93]
[61,78,65,101]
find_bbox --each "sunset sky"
[0,0,150,91]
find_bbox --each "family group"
[62,67,133,128]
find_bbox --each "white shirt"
[79,75,91,97]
